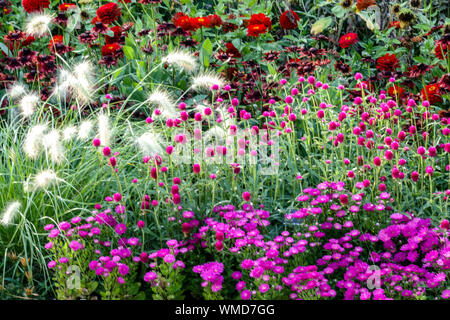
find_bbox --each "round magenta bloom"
[193,163,201,174]
[242,191,251,202]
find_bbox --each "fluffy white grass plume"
[77,120,93,140]
[19,93,39,118]
[97,113,111,146]
[23,124,47,159]
[54,62,95,104]
[42,129,65,164]
[162,50,197,73]
[146,89,177,119]
[72,61,95,104]
[7,83,27,99]
[33,169,60,190]
[62,126,78,142]
[191,72,224,91]
[25,14,53,37]
[137,131,164,156]
[0,202,21,226]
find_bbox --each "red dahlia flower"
[421,84,442,104]
[388,84,405,99]
[339,33,359,49]
[376,53,400,72]
[101,42,122,56]
[247,24,267,37]
[58,3,76,11]
[105,25,123,44]
[225,42,241,58]
[48,35,63,50]
[172,12,193,31]
[435,40,449,60]
[248,13,271,29]
[356,0,375,12]
[96,2,121,25]
[22,0,49,13]
[206,14,223,28]
[191,16,209,30]
[279,10,299,30]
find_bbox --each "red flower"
[356,0,375,12]
[58,3,76,11]
[172,12,193,31]
[435,40,449,60]
[48,35,63,50]
[96,2,121,25]
[101,42,122,56]
[191,17,209,30]
[105,25,122,44]
[376,53,400,72]
[339,33,359,49]
[22,0,49,13]
[388,21,401,29]
[225,42,241,58]
[248,13,271,30]
[279,10,299,30]
[206,14,223,28]
[421,84,442,104]
[247,24,267,37]
[388,84,405,99]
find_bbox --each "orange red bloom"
[421,84,443,104]
[22,0,49,13]
[339,33,359,49]
[279,10,299,30]
[96,2,122,25]
[376,53,400,72]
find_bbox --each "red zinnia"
[435,40,449,60]
[173,12,193,31]
[339,33,359,49]
[225,42,241,58]
[96,2,121,25]
[191,16,210,30]
[22,0,49,13]
[206,14,223,28]
[376,53,400,72]
[101,42,122,56]
[48,35,63,50]
[247,24,267,37]
[279,10,299,30]
[105,25,122,44]
[58,3,76,11]
[248,13,271,30]
[388,84,405,99]
[421,84,443,104]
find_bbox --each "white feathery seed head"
[97,113,111,146]
[18,93,39,118]
[23,124,47,159]
[42,129,65,164]
[72,60,95,104]
[146,89,177,119]
[162,50,197,73]
[191,72,225,91]
[137,131,164,156]
[25,13,53,37]
[77,120,93,140]
[62,126,78,142]
[7,83,27,99]
[0,202,21,226]
[33,169,60,190]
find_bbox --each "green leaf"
[331,5,346,19]
[200,38,213,67]
[123,46,136,60]
[310,17,333,35]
